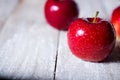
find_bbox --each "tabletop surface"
[0,0,120,80]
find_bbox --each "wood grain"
[0,0,59,79]
[0,0,120,80]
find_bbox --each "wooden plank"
[76,0,108,18]
[56,0,120,80]
[0,0,19,29]
[0,0,59,79]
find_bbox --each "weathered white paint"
[0,0,59,79]
[0,0,120,80]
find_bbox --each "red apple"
[111,6,120,44]
[44,0,79,30]
[67,17,116,62]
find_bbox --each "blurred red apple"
[44,0,79,30]
[111,6,120,45]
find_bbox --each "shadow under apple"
[103,46,120,63]
[0,75,51,80]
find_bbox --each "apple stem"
[93,11,99,23]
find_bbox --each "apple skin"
[44,0,79,30]
[111,6,120,43]
[67,18,116,62]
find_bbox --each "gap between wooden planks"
[55,0,120,80]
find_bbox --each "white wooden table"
[0,0,120,80]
